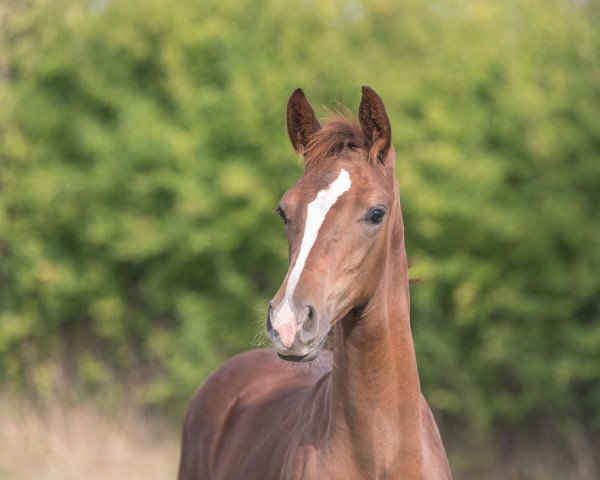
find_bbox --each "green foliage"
[1,0,599,439]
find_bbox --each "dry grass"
[0,397,180,480]
[0,395,597,480]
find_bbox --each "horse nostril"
[296,305,312,325]
[266,303,274,335]
[299,305,318,343]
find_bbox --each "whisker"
[249,310,271,349]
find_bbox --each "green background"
[1,0,599,476]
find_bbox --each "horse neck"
[328,194,424,475]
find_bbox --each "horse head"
[267,87,402,361]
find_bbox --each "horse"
[177,87,452,479]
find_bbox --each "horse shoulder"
[178,349,333,480]
[178,349,280,479]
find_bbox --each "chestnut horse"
[178,87,452,479]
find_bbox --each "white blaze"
[272,168,352,348]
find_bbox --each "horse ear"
[287,88,321,155]
[359,86,392,165]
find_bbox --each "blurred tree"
[0,0,599,452]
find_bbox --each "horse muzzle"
[266,301,325,361]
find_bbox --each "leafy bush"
[1,0,599,439]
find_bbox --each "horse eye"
[367,207,386,224]
[276,206,288,224]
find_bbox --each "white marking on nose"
[275,301,296,348]
[272,168,352,348]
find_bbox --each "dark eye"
[367,207,386,224]
[276,206,288,225]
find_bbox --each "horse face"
[267,156,395,361]
[266,86,396,361]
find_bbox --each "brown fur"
[178,87,452,480]
[304,112,365,169]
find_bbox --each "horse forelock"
[304,111,367,169]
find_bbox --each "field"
[1,394,598,480]
[0,397,179,480]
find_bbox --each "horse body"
[178,87,452,479]
[179,350,449,479]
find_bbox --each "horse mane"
[304,110,366,169]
